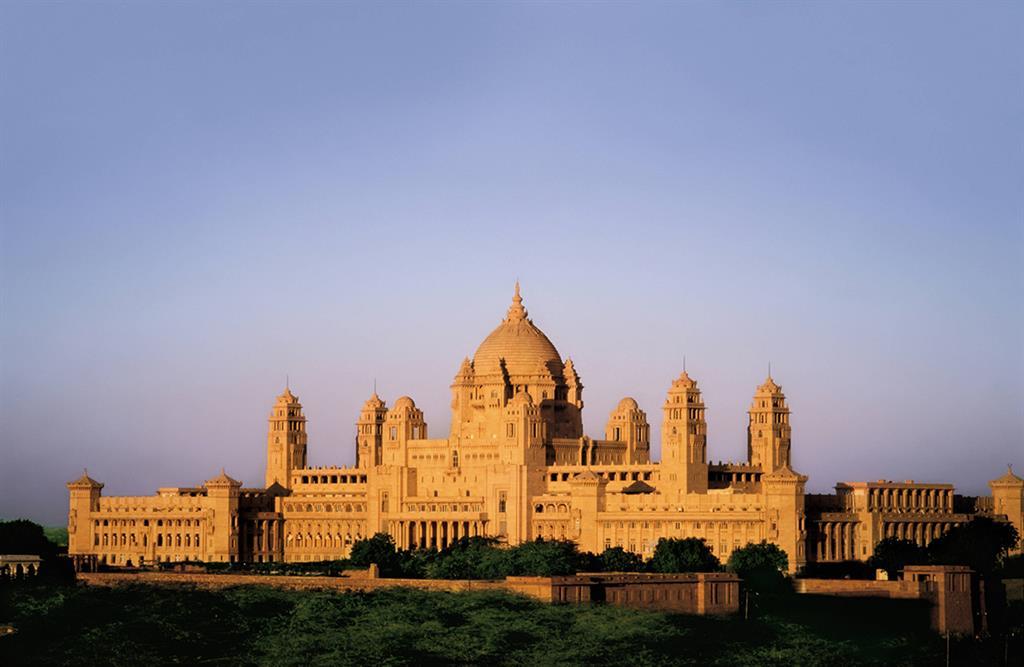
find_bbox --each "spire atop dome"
[506,281,528,322]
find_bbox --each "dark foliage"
[868,538,928,579]
[649,538,721,574]
[799,560,875,580]
[0,520,75,584]
[927,517,1019,575]
[727,542,789,594]
[596,546,645,572]
[0,521,57,560]
[2,581,1019,666]
[998,553,1024,578]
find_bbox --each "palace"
[67,285,1023,572]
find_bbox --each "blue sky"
[1,2,1021,524]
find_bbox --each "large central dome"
[472,283,562,378]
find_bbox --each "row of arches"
[534,503,570,514]
[94,530,201,550]
[884,520,958,547]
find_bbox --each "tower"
[990,465,1024,555]
[356,392,388,468]
[265,387,308,488]
[605,397,651,464]
[747,375,791,473]
[762,464,808,572]
[661,370,708,494]
[66,471,103,566]
[204,469,241,563]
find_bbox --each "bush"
[649,538,720,573]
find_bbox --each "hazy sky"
[1,2,1021,525]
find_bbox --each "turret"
[356,392,387,468]
[606,397,651,464]
[661,370,708,494]
[265,387,308,488]
[382,396,426,465]
[503,390,545,465]
[747,375,791,473]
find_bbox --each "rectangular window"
[498,492,507,513]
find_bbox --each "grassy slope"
[0,583,1013,666]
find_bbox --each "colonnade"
[883,520,956,547]
[814,521,857,561]
[394,519,486,550]
[243,518,281,561]
[867,488,953,512]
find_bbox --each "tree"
[927,517,1019,575]
[867,538,928,579]
[727,541,789,593]
[649,538,720,573]
[0,520,58,559]
[349,533,402,575]
[597,546,645,572]
[508,539,582,576]
[0,519,74,583]
[426,536,507,580]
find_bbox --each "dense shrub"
[649,538,721,573]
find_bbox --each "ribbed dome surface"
[473,284,562,378]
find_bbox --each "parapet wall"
[794,578,922,599]
[77,570,740,615]
[79,571,507,593]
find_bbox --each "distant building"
[66,285,1023,571]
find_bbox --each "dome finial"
[507,281,527,321]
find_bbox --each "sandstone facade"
[67,285,1023,572]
